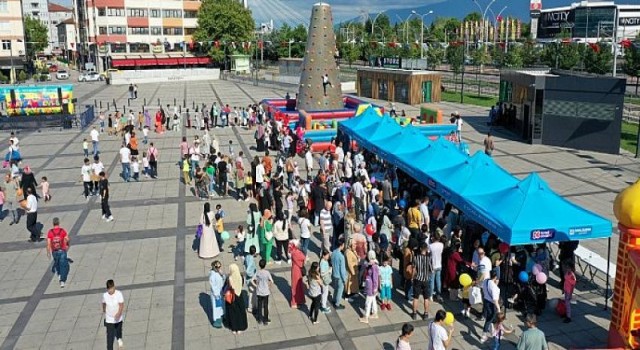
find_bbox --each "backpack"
[50,228,64,251]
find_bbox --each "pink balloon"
[532,264,542,275]
[536,272,548,284]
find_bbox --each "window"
[107,8,125,17]
[52,20,58,25]
[110,43,126,53]
[97,7,105,16]
[1,40,10,50]
[129,27,149,35]
[98,26,107,34]
[127,8,147,17]
[0,22,10,33]
[150,9,161,18]
[163,9,182,18]
[108,26,126,35]
[359,77,372,98]
[129,43,149,53]
[163,27,182,35]
[150,26,162,35]
[31,2,38,8]
[394,82,409,104]
[184,10,197,18]
[377,80,388,100]
[184,27,196,35]
[32,11,39,16]
[0,0,8,13]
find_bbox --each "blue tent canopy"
[465,173,613,245]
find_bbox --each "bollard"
[127,98,130,106]
[157,98,160,106]
[100,101,103,109]
[107,102,111,110]
[179,105,182,114]
[113,98,116,106]
[123,105,126,113]
[144,98,147,105]
[192,101,195,109]
[173,98,176,106]
[94,99,97,107]
[183,99,186,108]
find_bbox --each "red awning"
[197,57,212,64]
[134,58,158,67]
[156,58,179,66]
[178,57,200,65]
[112,59,136,67]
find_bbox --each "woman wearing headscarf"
[289,239,306,308]
[199,202,220,258]
[345,239,360,296]
[208,260,225,328]
[225,263,248,334]
[259,209,274,264]
[245,203,261,255]
[20,166,37,200]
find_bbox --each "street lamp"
[371,12,385,36]
[472,0,497,49]
[411,10,434,59]
[487,6,508,44]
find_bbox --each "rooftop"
[48,1,72,12]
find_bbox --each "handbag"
[224,288,235,304]
[214,296,223,308]
[469,286,483,305]
[195,224,203,238]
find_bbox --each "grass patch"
[622,121,639,155]
[441,90,498,108]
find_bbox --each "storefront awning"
[111,59,136,67]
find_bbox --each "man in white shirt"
[429,310,454,350]
[480,270,501,343]
[304,149,313,174]
[474,248,493,282]
[25,187,40,242]
[429,234,444,303]
[335,142,344,178]
[102,279,125,350]
[91,157,105,195]
[81,158,94,200]
[419,196,430,229]
[454,113,463,141]
[119,143,131,182]
[9,132,19,149]
[351,177,365,222]
[90,126,100,156]
[255,162,265,188]
[319,201,333,253]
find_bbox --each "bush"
[17,70,27,82]
[0,72,7,83]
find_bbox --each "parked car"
[100,68,120,79]
[56,70,69,80]
[78,71,103,82]
[48,64,58,72]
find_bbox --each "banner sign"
[2,85,74,116]
[531,228,556,241]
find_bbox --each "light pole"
[371,12,385,36]
[472,0,497,50]
[411,10,434,59]
[488,6,507,44]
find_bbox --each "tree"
[583,42,613,74]
[624,42,640,94]
[471,48,490,67]
[464,12,482,23]
[446,44,464,75]
[339,42,359,66]
[425,45,445,69]
[194,0,255,47]
[504,45,524,68]
[24,16,48,58]
[542,42,581,70]
[521,41,540,67]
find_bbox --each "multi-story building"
[48,2,73,55]
[536,1,640,43]
[22,0,51,54]
[57,18,76,62]
[0,0,27,71]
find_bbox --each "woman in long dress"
[345,240,360,296]
[225,263,248,334]
[199,203,220,259]
[209,260,225,328]
[259,209,274,264]
[245,203,261,255]
[289,239,306,308]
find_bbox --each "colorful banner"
[3,85,74,116]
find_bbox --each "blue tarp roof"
[338,106,612,245]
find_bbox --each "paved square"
[0,79,636,349]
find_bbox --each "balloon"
[365,224,375,236]
[532,264,542,276]
[370,176,376,184]
[444,312,455,326]
[498,242,509,254]
[536,272,548,284]
[221,231,230,241]
[398,199,407,209]
[459,273,472,288]
[518,271,529,283]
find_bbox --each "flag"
[511,18,516,41]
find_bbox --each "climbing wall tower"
[297,2,343,111]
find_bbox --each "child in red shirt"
[563,262,577,323]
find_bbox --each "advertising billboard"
[530,0,542,18]
[537,9,576,39]
[2,85,74,116]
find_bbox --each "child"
[492,312,514,350]
[460,281,472,318]
[359,251,380,324]
[251,259,273,325]
[0,186,4,222]
[107,114,113,136]
[379,254,393,310]
[228,140,234,157]
[244,245,257,312]
[286,191,295,222]
[563,262,577,323]
[39,176,51,202]
[306,262,323,324]
[215,204,226,219]
[142,125,149,144]
[319,250,332,313]
[182,156,191,185]
[245,173,253,199]
[82,139,89,157]
[131,156,140,181]
[233,225,246,261]
[214,213,224,252]
[142,152,150,178]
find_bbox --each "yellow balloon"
[614,179,640,229]
[459,273,472,287]
[444,312,455,326]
